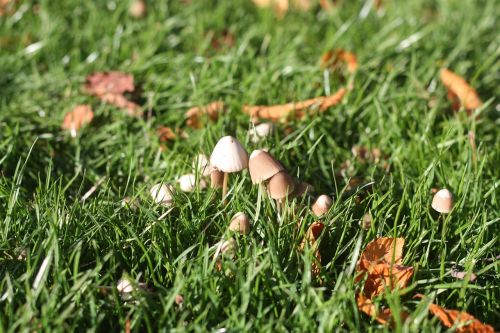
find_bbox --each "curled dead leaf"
[299,222,325,276]
[186,101,225,128]
[356,293,408,325]
[84,71,142,116]
[440,68,482,115]
[414,295,494,333]
[357,237,405,271]
[243,87,346,122]
[61,105,94,137]
[320,49,358,73]
[156,126,177,142]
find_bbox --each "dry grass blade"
[243,87,346,122]
[440,68,482,115]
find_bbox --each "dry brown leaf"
[320,49,358,73]
[124,318,131,333]
[361,263,414,298]
[319,0,337,10]
[414,295,494,333]
[156,126,177,142]
[356,293,408,325]
[0,0,14,16]
[186,101,225,128]
[210,30,235,51]
[84,71,142,115]
[61,105,94,137]
[358,237,405,271]
[243,87,346,122]
[440,68,482,115]
[299,222,325,276]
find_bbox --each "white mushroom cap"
[192,154,211,176]
[431,188,454,214]
[117,278,134,294]
[150,183,175,206]
[249,123,273,143]
[228,212,251,235]
[210,136,249,173]
[248,150,285,184]
[178,174,207,192]
[312,194,333,217]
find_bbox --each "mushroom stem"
[222,172,229,205]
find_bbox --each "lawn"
[0,0,499,331]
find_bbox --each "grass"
[0,0,499,331]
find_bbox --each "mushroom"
[210,169,224,189]
[193,153,211,177]
[228,212,251,235]
[248,150,284,184]
[268,171,295,213]
[249,123,273,143]
[311,195,333,217]
[431,188,454,214]
[178,173,207,192]
[129,0,146,18]
[210,136,249,205]
[150,183,175,206]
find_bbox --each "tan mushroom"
[431,188,454,214]
[150,183,175,206]
[311,194,333,217]
[248,150,284,184]
[228,212,251,235]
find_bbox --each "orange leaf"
[320,49,358,73]
[61,105,94,137]
[185,101,225,128]
[243,88,346,122]
[156,126,177,142]
[252,0,289,17]
[413,296,494,333]
[361,263,414,298]
[84,71,142,115]
[299,222,325,276]
[0,0,14,16]
[356,293,408,325]
[440,68,482,115]
[357,237,405,272]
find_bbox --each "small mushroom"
[248,150,284,184]
[431,188,454,214]
[249,123,273,143]
[178,174,207,192]
[210,136,249,205]
[311,195,333,217]
[210,169,224,189]
[150,183,175,206]
[117,278,135,294]
[129,0,146,18]
[193,153,211,177]
[268,171,295,203]
[228,212,251,235]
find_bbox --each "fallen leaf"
[319,0,337,10]
[299,222,325,276]
[440,68,482,115]
[243,87,346,122]
[186,101,225,128]
[321,49,358,73]
[356,293,408,325]
[0,0,14,16]
[414,295,494,333]
[361,263,414,298]
[61,105,94,137]
[156,126,177,142]
[84,71,142,116]
[210,30,235,51]
[357,237,405,272]
[125,318,131,333]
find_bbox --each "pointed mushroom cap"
[312,195,333,217]
[431,188,454,213]
[193,154,211,176]
[150,183,175,206]
[248,150,285,184]
[117,278,134,294]
[210,136,248,173]
[178,174,207,192]
[249,123,273,143]
[267,171,295,200]
[229,212,251,234]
